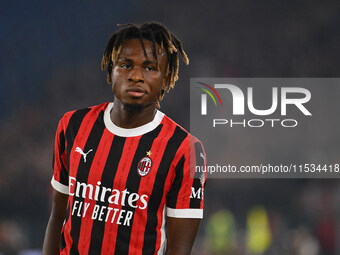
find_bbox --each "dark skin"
[42,190,68,255]
[43,39,200,255]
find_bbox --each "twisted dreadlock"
[101,22,189,107]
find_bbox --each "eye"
[145,66,154,71]
[120,63,131,69]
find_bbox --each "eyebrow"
[143,59,157,65]
[118,57,157,65]
[117,58,133,62]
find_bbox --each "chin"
[123,103,144,113]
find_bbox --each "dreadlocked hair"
[101,22,189,108]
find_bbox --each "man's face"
[111,39,168,110]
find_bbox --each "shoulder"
[160,114,188,134]
[58,102,109,130]
[160,113,204,149]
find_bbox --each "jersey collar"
[104,102,164,137]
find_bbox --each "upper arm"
[42,190,68,255]
[166,217,201,255]
[51,190,69,220]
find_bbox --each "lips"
[126,87,147,97]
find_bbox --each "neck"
[110,100,157,128]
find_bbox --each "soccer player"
[43,22,206,255]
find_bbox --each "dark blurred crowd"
[1,0,340,254]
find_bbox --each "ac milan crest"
[137,156,152,177]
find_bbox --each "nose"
[128,66,144,83]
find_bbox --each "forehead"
[119,38,167,63]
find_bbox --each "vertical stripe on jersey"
[129,121,177,254]
[174,140,194,210]
[58,131,68,185]
[190,142,205,208]
[87,135,126,254]
[142,126,188,254]
[77,128,115,254]
[65,108,91,172]
[68,110,105,255]
[193,141,204,179]
[114,125,163,255]
[166,155,185,208]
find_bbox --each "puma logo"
[75,147,93,162]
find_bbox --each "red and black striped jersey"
[51,102,206,255]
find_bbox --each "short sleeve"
[166,137,207,219]
[50,117,69,194]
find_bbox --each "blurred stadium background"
[1,0,340,254]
